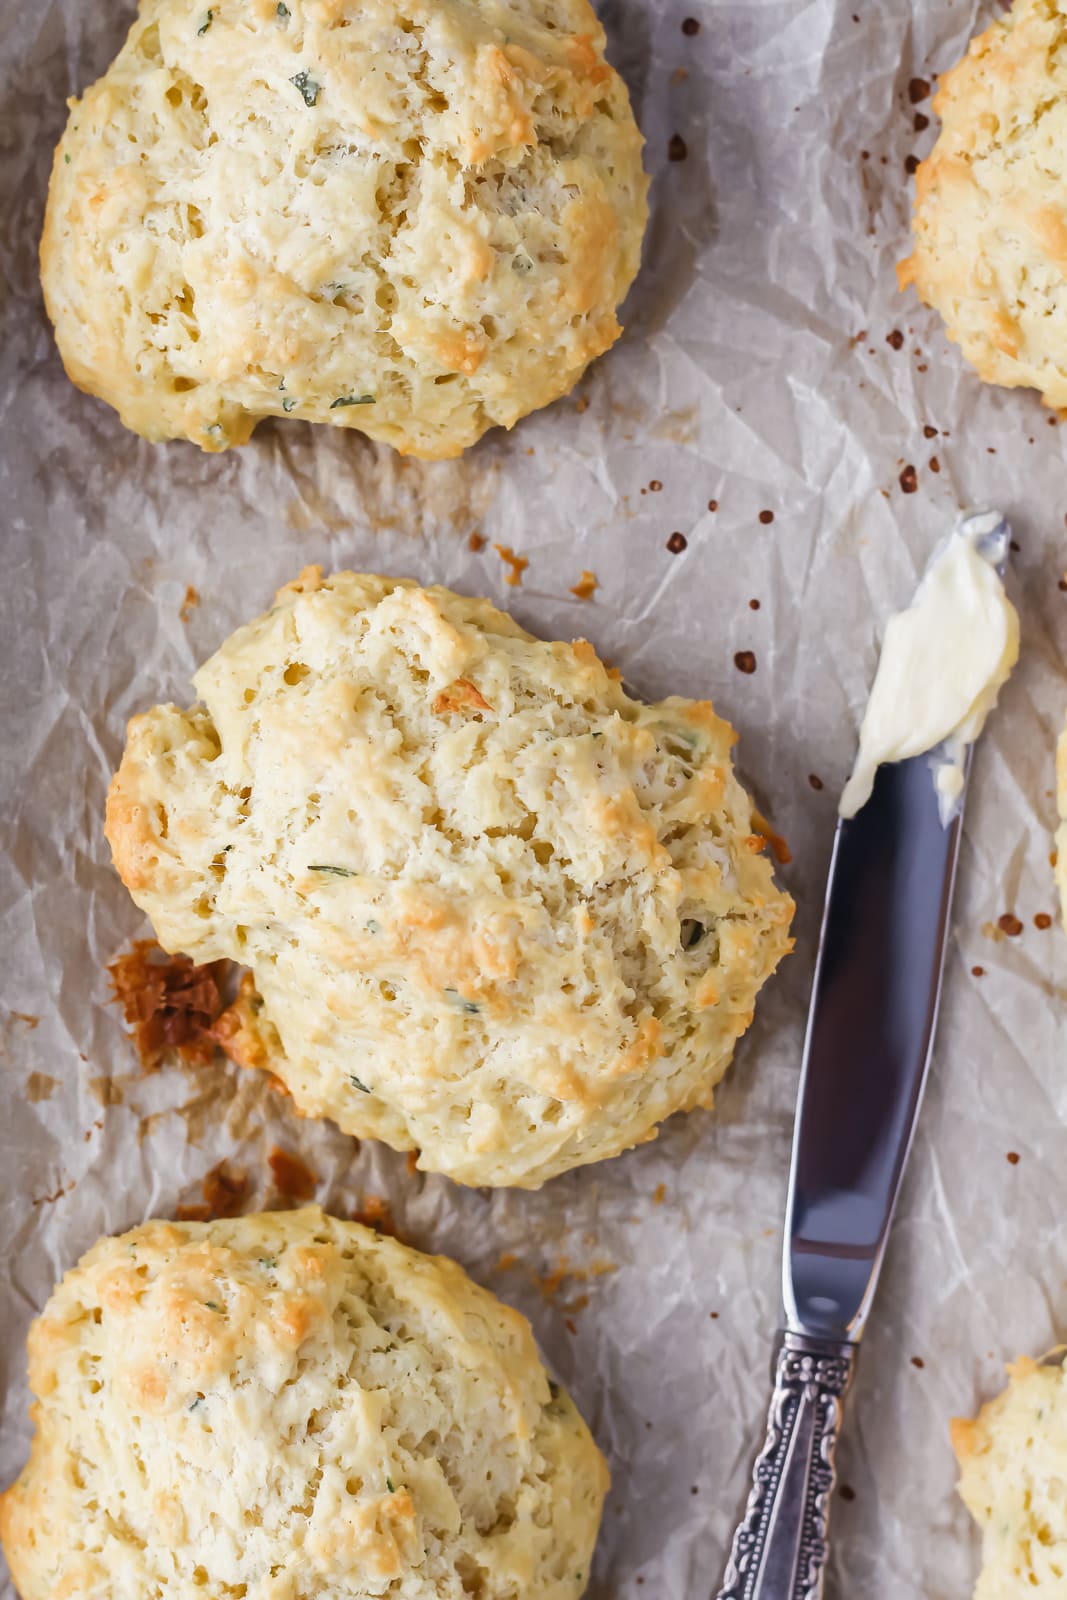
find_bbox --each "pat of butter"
[839,510,1018,823]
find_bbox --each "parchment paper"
[3,2,1067,1595]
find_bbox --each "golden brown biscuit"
[900,0,1067,408]
[0,1207,608,1600]
[105,569,794,1188]
[953,1353,1067,1598]
[41,0,648,457]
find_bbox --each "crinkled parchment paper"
[3,2,1067,1596]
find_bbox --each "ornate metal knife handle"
[715,1332,857,1600]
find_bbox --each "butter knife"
[714,533,1009,1598]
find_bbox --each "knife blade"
[714,521,1011,1600]
[784,747,969,1345]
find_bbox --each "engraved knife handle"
[714,1331,857,1600]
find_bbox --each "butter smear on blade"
[839,511,1018,823]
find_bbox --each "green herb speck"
[277,1,290,16]
[291,69,321,107]
[365,918,381,935]
[189,1395,204,1411]
[309,863,354,876]
[258,1256,276,1269]
[349,1074,372,1094]
[282,396,297,412]
[680,919,706,951]
[205,1301,222,1312]
[197,10,212,35]
[64,153,71,165]
[386,1478,395,1493]
[330,393,375,408]
[444,987,480,1016]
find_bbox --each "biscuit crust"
[0,1207,608,1600]
[953,1354,1067,1598]
[40,0,648,457]
[901,0,1067,406]
[105,569,794,1188]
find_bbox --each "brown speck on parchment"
[468,531,486,552]
[899,464,918,494]
[911,1356,925,1369]
[923,424,938,439]
[997,913,1023,938]
[666,532,688,554]
[1007,1151,1021,1165]
[681,15,700,33]
[758,509,775,525]
[108,940,229,1072]
[668,134,688,162]
[25,1072,57,1103]
[972,965,985,977]
[808,773,824,791]
[886,329,905,351]
[89,1075,125,1107]
[1035,913,1053,930]
[268,1145,317,1201]
[570,570,598,601]
[908,77,930,103]
[752,810,792,865]
[180,585,200,624]
[176,1160,250,1221]
[913,111,930,131]
[493,543,528,587]
[734,650,757,674]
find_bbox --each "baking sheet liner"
[2,3,1067,1596]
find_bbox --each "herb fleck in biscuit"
[0,1207,607,1600]
[41,0,648,458]
[953,1354,1067,1598]
[901,0,1067,408]
[106,569,794,1188]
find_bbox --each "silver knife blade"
[782,745,969,1342]
[715,751,972,1600]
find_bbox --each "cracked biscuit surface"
[106,569,794,1187]
[953,1354,1067,1598]
[0,1207,607,1600]
[40,0,648,458]
[901,0,1067,408]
